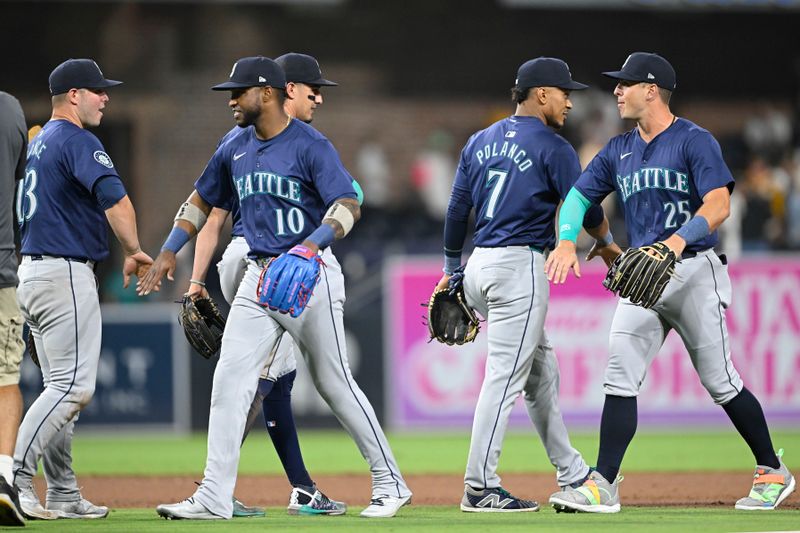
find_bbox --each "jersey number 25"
[663,200,690,229]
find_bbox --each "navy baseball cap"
[603,52,677,91]
[276,53,338,87]
[49,59,122,96]
[515,57,588,91]
[212,56,286,91]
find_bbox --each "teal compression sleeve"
[558,188,592,243]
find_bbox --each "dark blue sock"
[262,370,314,488]
[596,395,637,483]
[722,387,779,469]
[241,378,275,444]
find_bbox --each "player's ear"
[535,87,547,105]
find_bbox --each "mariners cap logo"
[230,63,237,77]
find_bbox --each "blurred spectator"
[355,133,392,211]
[739,156,786,251]
[410,129,456,223]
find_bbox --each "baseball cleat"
[287,485,346,515]
[47,497,108,519]
[156,497,223,520]
[735,448,796,511]
[17,485,58,520]
[0,477,25,526]
[461,485,539,512]
[549,470,621,513]
[359,494,411,518]
[560,467,595,491]
[232,496,265,518]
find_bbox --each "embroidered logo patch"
[93,150,114,168]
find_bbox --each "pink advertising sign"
[385,256,800,429]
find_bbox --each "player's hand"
[137,250,176,296]
[545,240,580,284]
[586,241,623,268]
[123,250,154,289]
[434,274,451,293]
[186,283,209,299]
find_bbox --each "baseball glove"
[427,269,480,346]
[178,294,226,359]
[603,242,678,309]
[27,329,40,369]
[256,245,322,318]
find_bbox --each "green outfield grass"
[71,430,800,475]
[9,507,800,532]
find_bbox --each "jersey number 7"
[485,168,509,219]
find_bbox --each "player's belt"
[24,254,95,268]
[680,249,727,265]
[252,256,277,268]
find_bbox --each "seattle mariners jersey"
[195,119,356,257]
[18,120,123,262]
[576,118,734,252]
[450,116,583,250]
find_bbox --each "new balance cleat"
[460,486,539,512]
[156,497,223,520]
[360,494,411,518]
[287,485,346,516]
[549,470,621,513]
[735,449,796,511]
[0,477,24,526]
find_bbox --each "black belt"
[681,249,727,265]
[252,256,277,268]
[27,254,91,264]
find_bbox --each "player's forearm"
[302,197,360,252]
[694,187,731,232]
[191,208,228,281]
[442,215,469,274]
[557,188,592,243]
[105,195,143,256]
[162,190,213,254]
[584,216,613,245]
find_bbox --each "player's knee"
[705,383,739,405]
[70,383,95,408]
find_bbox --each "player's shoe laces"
[16,484,57,520]
[287,484,346,515]
[735,448,796,511]
[460,486,539,512]
[359,494,411,518]
[232,496,265,518]
[156,497,223,520]
[549,470,622,513]
[46,497,109,519]
[0,477,25,526]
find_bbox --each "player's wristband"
[443,255,461,275]
[597,231,614,247]
[675,215,710,244]
[162,227,190,254]
[189,279,206,287]
[306,223,336,250]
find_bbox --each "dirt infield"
[41,473,799,510]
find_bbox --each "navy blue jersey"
[195,119,356,256]
[576,118,734,252]
[18,120,123,261]
[450,116,582,250]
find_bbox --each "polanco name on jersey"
[234,172,302,203]
[616,167,689,202]
[474,141,533,172]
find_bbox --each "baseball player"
[546,52,795,513]
[186,53,347,517]
[0,91,27,527]
[139,56,411,520]
[434,57,618,512]
[13,59,153,520]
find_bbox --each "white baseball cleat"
[17,485,58,520]
[156,497,224,520]
[360,494,411,518]
[47,497,109,519]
